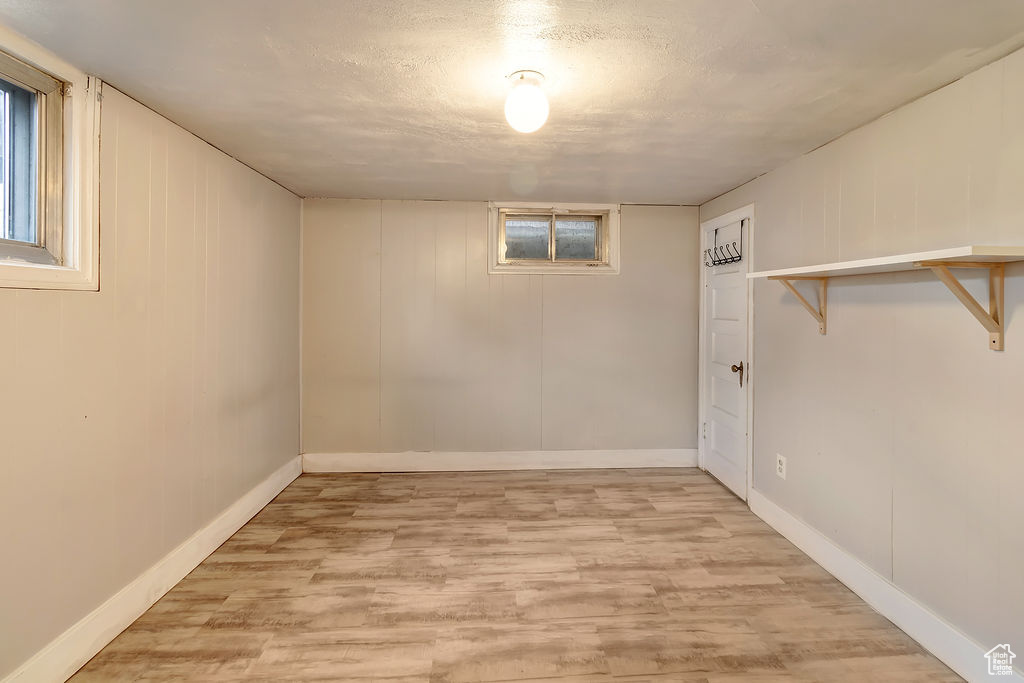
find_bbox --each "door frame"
[698,203,756,500]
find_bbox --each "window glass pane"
[0,76,38,245]
[555,217,598,260]
[0,89,6,237]
[504,216,550,259]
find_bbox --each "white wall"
[302,200,699,454]
[701,47,1024,655]
[0,87,301,679]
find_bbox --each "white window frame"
[488,201,621,275]
[0,23,100,291]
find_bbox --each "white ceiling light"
[504,70,549,134]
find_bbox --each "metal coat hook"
[705,232,742,267]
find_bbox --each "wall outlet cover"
[776,453,787,480]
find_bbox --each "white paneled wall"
[701,47,1024,653]
[0,87,300,679]
[302,200,699,454]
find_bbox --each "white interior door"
[701,217,749,499]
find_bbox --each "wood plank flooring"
[70,469,960,682]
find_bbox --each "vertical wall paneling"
[302,200,699,455]
[462,202,498,451]
[542,206,700,451]
[301,200,381,452]
[433,202,470,451]
[700,47,1024,654]
[379,200,437,452]
[0,87,301,680]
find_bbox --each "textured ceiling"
[2,0,1024,203]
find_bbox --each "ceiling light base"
[508,69,545,84]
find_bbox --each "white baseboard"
[749,489,1022,683]
[2,456,302,683]
[302,448,698,473]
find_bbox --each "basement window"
[0,52,63,264]
[488,202,620,274]
[0,42,100,290]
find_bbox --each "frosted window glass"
[504,217,550,259]
[555,218,597,260]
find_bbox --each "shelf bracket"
[770,276,828,334]
[915,261,1005,351]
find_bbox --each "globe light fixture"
[504,70,549,133]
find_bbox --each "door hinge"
[702,422,707,439]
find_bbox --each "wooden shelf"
[747,245,1024,280]
[747,246,1024,351]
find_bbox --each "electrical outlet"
[776,454,787,480]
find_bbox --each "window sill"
[0,257,98,290]
[0,239,59,265]
[488,261,620,275]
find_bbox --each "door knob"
[730,362,744,387]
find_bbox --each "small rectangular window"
[501,212,603,264]
[0,39,99,291]
[490,203,620,274]
[0,48,65,267]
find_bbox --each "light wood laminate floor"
[71,469,960,682]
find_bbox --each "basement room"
[0,1,1021,681]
